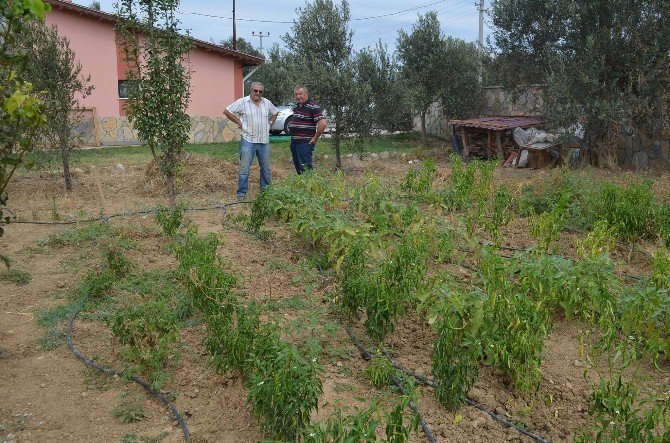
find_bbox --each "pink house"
[44,0,263,145]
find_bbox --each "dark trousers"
[290,140,314,174]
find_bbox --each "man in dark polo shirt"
[287,85,327,174]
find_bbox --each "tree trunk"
[166,173,176,210]
[334,124,342,170]
[420,111,427,145]
[60,140,72,191]
[584,120,619,168]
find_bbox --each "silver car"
[270,105,294,135]
[269,105,335,135]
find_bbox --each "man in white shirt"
[223,82,278,200]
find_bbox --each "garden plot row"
[246,157,669,441]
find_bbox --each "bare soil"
[1,149,668,443]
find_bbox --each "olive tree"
[1,0,49,250]
[253,44,300,106]
[491,0,670,167]
[356,43,413,133]
[396,12,449,144]
[22,22,94,191]
[284,0,373,169]
[438,37,482,121]
[117,0,192,208]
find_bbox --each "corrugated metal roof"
[448,116,545,130]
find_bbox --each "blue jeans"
[238,137,271,198]
[290,140,314,174]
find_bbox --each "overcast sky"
[91,0,490,55]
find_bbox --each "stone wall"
[415,87,544,139]
[419,86,669,170]
[479,86,544,117]
[75,115,241,146]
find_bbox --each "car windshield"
[276,105,292,111]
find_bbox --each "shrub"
[109,299,179,389]
[155,201,186,237]
[0,269,31,285]
[247,342,323,441]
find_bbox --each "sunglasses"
[253,89,264,94]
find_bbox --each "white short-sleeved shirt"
[226,96,278,144]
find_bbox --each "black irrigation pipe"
[0,202,251,226]
[216,211,436,441]
[336,314,437,443]
[378,348,552,443]
[66,302,191,441]
[218,212,557,443]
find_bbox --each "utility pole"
[232,0,237,50]
[478,0,484,53]
[252,31,269,54]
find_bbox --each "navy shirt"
[288,99,324,142]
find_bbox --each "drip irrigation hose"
[337,314,437,443]
[66,303,191,441]
[216,212,557,443]
[0,202,251,226]
[378,349,552,443]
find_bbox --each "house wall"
[45,7,121,117]
[45,5,248,146]
[187,49,239,116]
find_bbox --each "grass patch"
[25,133,428,172]
[39,223,114,247]
[113,393,147,423]
[0,269,31,285]
[39,326,66,350]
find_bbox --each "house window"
[118,80,137,99]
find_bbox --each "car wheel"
[283,116,293,135]
[269,130,282,135]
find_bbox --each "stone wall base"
[76,115,240,147]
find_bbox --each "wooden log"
[461,126,469,160]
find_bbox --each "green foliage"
[354,43,413,133]
[576,376,670,443]
[172,229,236,315]
[82,268,116,298]
[341,233,429,341]
[592,181,658,241]
[301,404,380,443]
[104,244,134,277]
[440,154,481,212]
[385,397,418,443]
[252,44,299,106]
[492,0,670,166]
[155,200,186,237]
[21,20,93,190]
[205,303,274,375]
[395,11,447,144]
[364,357,396,388]
[247,342,323,441]
[109,299,180,390]
[619,250,670,362]
[402,158,436,198]
[116,0,192,206]
[112,393,147,423]
[0,268,31,285]
[284,0,374,167]
[39,223,113,247]
[437,37,483,122]
[0,0,50,243]
[431,286,484,410]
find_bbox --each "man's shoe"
[236,195,246,202]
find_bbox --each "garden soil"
[1,150,669,442]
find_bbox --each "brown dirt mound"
[136,153,238,197]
